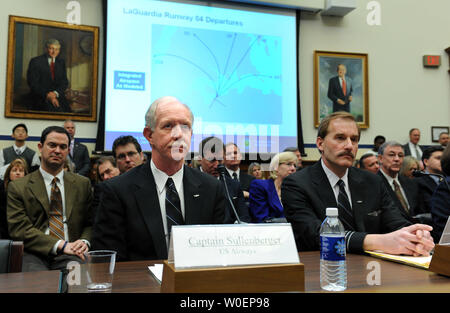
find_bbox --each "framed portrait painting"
[314,50,369,128]
[5,15,99,121]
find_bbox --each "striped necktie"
[393,180,409,213]
[165,178,184,235]
[49,177,65,240]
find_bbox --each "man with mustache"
[7,126,92,272]
[92,96,226,261]
[282,112,434,256]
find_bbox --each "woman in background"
[0,158,28,238]
[400,156,420,178]
[248,162,263,179]
[248,152,297,223]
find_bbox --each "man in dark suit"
[327,64,353,113]
[377,141,425,223]
[224,143,255,199]
[198,136,251,224]
[27,38,71,112]
[7,126,92,271]
[403,128,424,161]
[282,112,434,256]
[64,120,91,177]
[92,97,226,261]
[416,146,444,214]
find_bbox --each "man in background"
[403,128,423,161]
[359,151,380,174]
[112,135,145,173]
[0,123,40,179]
[198,137,251,224]
[63,120,91,177]
[377,141,424,223]
[284,147,303,170]
[27,38,71,112]
[438,132,449,148]
[224,143,255,199]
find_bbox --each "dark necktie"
[232,172,238,181]
[49,177,65,240]
[50,59,55,80]
[336,180,355,230]
[393,180,409,213]
[165,178,184,234]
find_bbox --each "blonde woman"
[248,152,297,222]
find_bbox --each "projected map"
[151,25,283,124]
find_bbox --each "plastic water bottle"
[320,207,347,291]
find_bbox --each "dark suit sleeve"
[27,57,49,98]
[91,181,128,260]
[249,181,271,223]
[327,77,339,103]
[234,183,251,223]
[431,181,450,242]
[74,144,91,177]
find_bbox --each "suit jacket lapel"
[348,168,366,231]
[133,163,167,258]
[29,171,50,216]
[63,172,76,221]
[311,162,337,210]
[183,166,202,223]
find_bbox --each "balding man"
[92,97,226,261]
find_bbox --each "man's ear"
[37,142,43,154]
[316,137,324,154]
[143,126,152,145]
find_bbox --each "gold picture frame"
[314,50,369,128]
[5,15,99,121]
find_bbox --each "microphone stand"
[217,164,242,224]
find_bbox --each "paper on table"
[365,251,432,269]
[148,264,164,284]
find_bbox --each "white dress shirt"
[379,168,411,210]
[321,159,352,208]
[226,167,240,180]
[407,142,422,160]
[150,160,185,246]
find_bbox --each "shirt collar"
[150,159,184,194]
[321,158,349,188]
[39,167,65,186]
[226,167,240,178]
[380,168,399,185]
[13,144,26,154]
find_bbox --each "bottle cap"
[326,207,338,216]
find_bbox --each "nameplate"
[169,224,299,269]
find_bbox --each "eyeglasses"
[116,151,138,160]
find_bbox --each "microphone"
[412,170,450,191]
[217,164,242,224]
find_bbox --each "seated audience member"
[372,135,386,153]
[283,147,303,170]
[416,146,444,214]
[7,126,92,272]
[282,112,434,256]
[249,152,297,223]
[378,141,424,223]
[96,156,121,182]
[92,96,226,261]
[0,123,40,179]
[399,156,420,178]
[0,158,28,239]
[438,132,449,148]
[63,120,91,177]
[197,136,250,223]
[430,144,450,242]
[248,162,263,179]
[224,143,255,198]
[358,151,379,174]
[112,135,145,173]
[91,156,121,223]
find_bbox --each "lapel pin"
[193,194,200,198]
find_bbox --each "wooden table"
[1,252,449,293]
